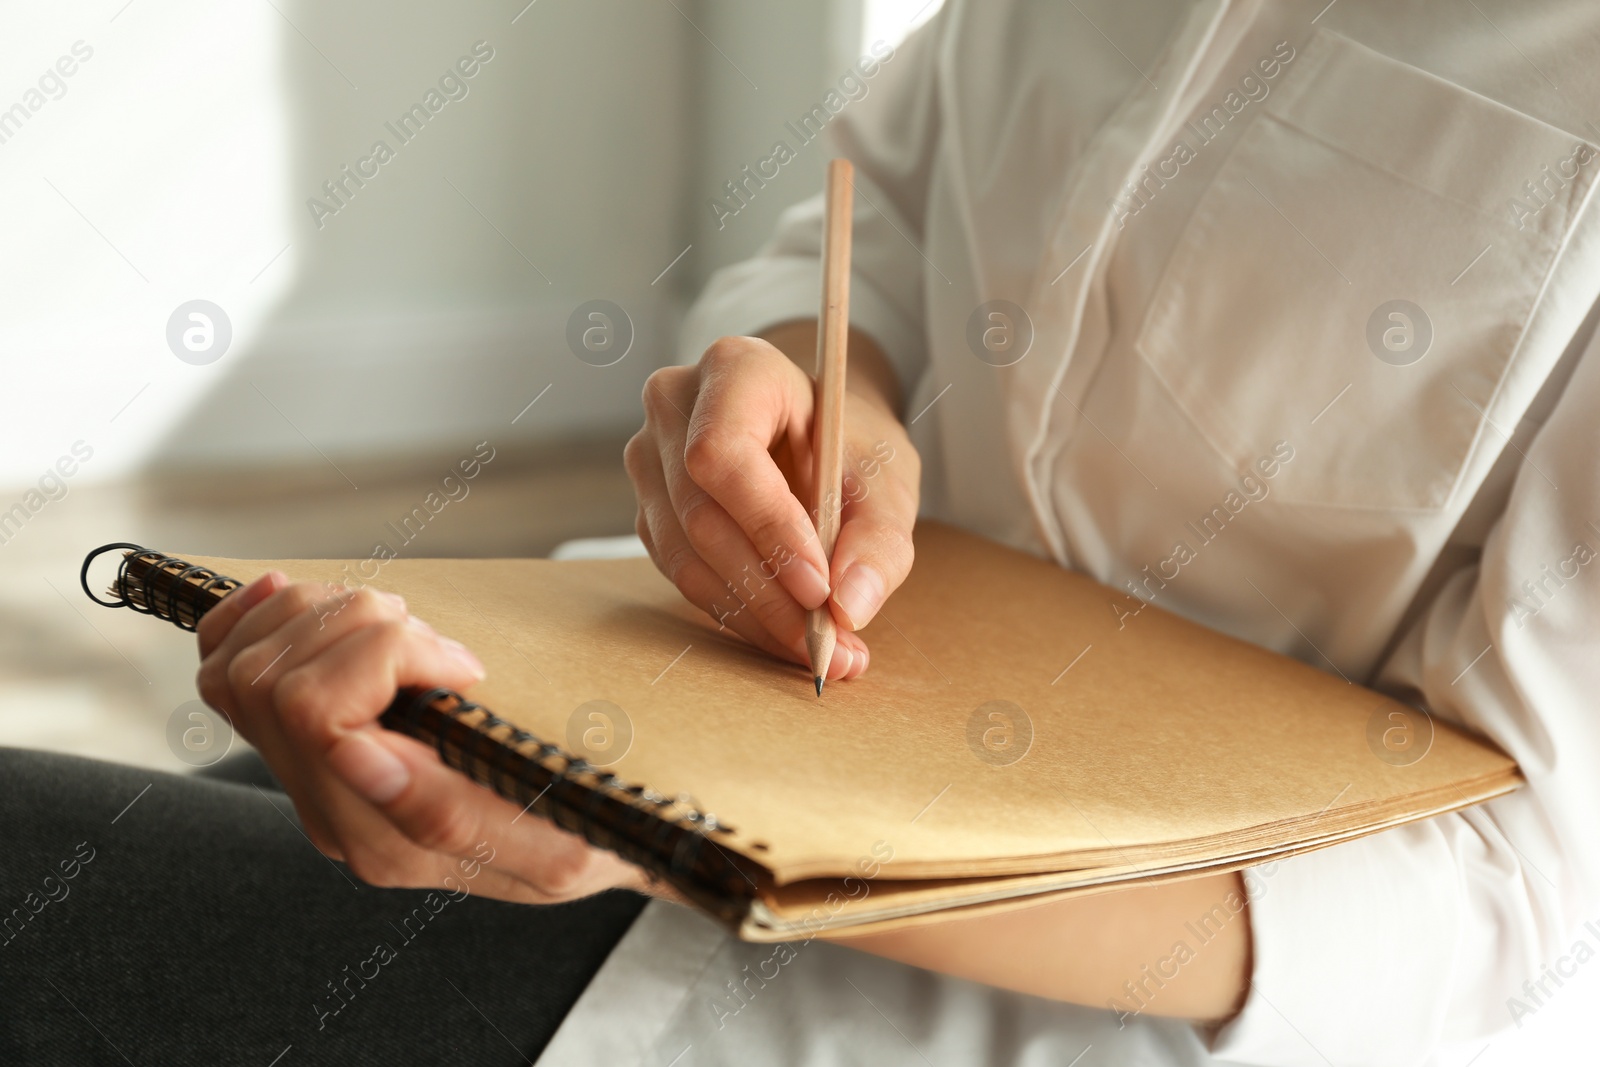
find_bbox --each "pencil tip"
[814,676,824,698]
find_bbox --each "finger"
[273,707,642,902]
[667,489,868,681]
[637,448,809,665]
[245,731,346,860]
[680,341,832,607]
[326,728,647,901]
[198,583,410,718]
[827,455,919,633]
[201,580,360,703]
[649,362,852,666]
[209,594,471,854]
[270,616,489,746]
[196,571,288,658]
[635,367,865,677]
[254,617,494,862]
[230,591,482,704]
[660,431,815,647]
[267,743,459,890]
[634,433,865,678]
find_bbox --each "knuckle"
[700,336,745,371]
[345,587,395,621]
[681,429,731,485]
[871,523,916,583]
[196,661,229,711]
[678,493,723,549]
[224,648,267,692]
[622,431,649,477]
[306,826,340,858]
[640,374,668,418]
[637,497,668,549]
[748,588,789,629]
[370,617,412,653]
[195,611,224,650]
[642,367,688,419]
[276,582,322,616]
[661,540,701,586]
[534,848,590,897]
[406,803,479,856]
[344,848,408,889]
[636,513,663,571]
[272,667,328,737]
[748,504,797,549]
[310,586,386,631]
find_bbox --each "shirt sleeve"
[1209,321,1600,1065]
[676,13,945,402]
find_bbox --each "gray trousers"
[0,747,643,1065]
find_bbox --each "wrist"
[757,320,905,419]
[845,361,900,420]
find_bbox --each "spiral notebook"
[82,522,1521,941]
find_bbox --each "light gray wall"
[144,0,847,471]
[686,2,837,293]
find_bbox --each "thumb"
[826,489,916,632]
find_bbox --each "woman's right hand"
[624,328,920,682]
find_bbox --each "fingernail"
[379,591,406,612]
[833,565,884,630]
[787,559,832,610]
[440,635,487,680]
[331,731,410,805]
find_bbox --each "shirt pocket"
[1134,30,1597,510]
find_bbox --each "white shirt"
[540,2,1600,1064]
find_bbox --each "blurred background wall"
[1,0,940,485]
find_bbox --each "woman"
[10,2,1598,1063]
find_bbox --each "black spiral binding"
[81,542,246,631]
[80,543,763,922]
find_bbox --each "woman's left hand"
[195,571,663,904]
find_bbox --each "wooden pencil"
[807,158,854,696]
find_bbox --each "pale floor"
[0,439,636,772]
